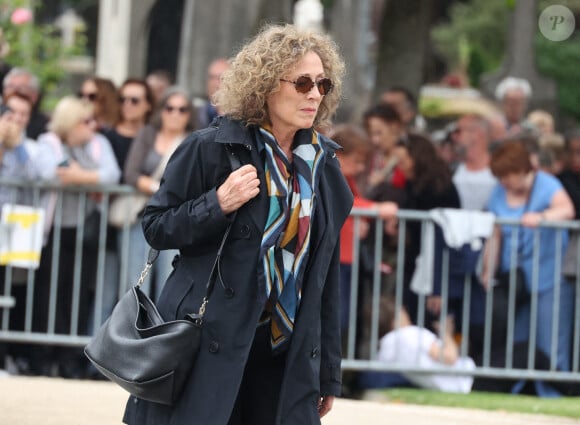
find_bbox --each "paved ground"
[0,376,579,425]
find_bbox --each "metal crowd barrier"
[1,179,580,388]
[342,207,580,385]
[0,178,136,347]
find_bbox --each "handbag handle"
[138,144,243,318]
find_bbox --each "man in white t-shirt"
[452,114,498,210]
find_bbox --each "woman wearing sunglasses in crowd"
[122,24,352,425]
[77,76,120,131]
[101,78,154,173]
[119,86,195,303]
[98,79,154,325]
[34,96,121,378]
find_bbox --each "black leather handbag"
[84,146,241,406]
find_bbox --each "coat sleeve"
[141,131,232,250]
[319,240,343,396]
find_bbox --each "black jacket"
[123,117,353,425]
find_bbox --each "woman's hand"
[216,164,260,214]
[318,395,335,418]
[521,211,543,228]
[0,118,20,149]
[56,160,92,185]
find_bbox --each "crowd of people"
[0,52,579,400]
[335,76,580,397]
[0,60,227,378]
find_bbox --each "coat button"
[224,287,235,298]
[240,224,250,237]
[209,341,220,353]
[311,347,320,358]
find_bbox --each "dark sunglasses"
[78,91,97,102]
[119,96,143,105]
[279,76,333,95]
[164,105,189,114]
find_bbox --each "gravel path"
[0,376,578,425]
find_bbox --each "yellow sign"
[0,205,45,269]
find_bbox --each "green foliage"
[536,33,580,121]
[433,0,580,122]
[536,0,580,121]
[467,46,488,87]
[431,0,509,81]
[0,0,87,111]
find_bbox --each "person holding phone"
[0,92,50,207]
[0,92,52,373]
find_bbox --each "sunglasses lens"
[317,78,333,95]
[164,105,189,114]
[79,92,97,102]
[294,76,315,94]
[120,96,141,105]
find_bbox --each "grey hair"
[495,76,532,100]
[3,67,40,93]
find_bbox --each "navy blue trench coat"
[123,117,353,425]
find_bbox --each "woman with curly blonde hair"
[122,23,353,425]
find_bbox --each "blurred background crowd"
[0,0,579,397]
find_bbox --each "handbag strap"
[139,144,243,318]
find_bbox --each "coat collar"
[213,116,253,147]
[212,116,342,153]
[211,116,348,237]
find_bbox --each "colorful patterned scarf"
[259,126,325,353]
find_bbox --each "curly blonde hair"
[214,24,345,128]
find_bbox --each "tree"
[431,0,509,87]
[432,0,580,124]
[374,0,438,102]
[535,0,580,122]
[1,0,87,110]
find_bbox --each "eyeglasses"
[119,96,143,105]
[279,76,333,95]
[78,92,97,102]
[163,105,189,114]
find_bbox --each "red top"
[340,176,375,264]
[391,167,406,189]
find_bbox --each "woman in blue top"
[483,140,574,396]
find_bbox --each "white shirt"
[378,326,475,393]
[453,163,497,211]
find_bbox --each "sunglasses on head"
[78,91,97,102]
[163,105,189,114]
[119,96,143,105]
[279,76,333,96]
